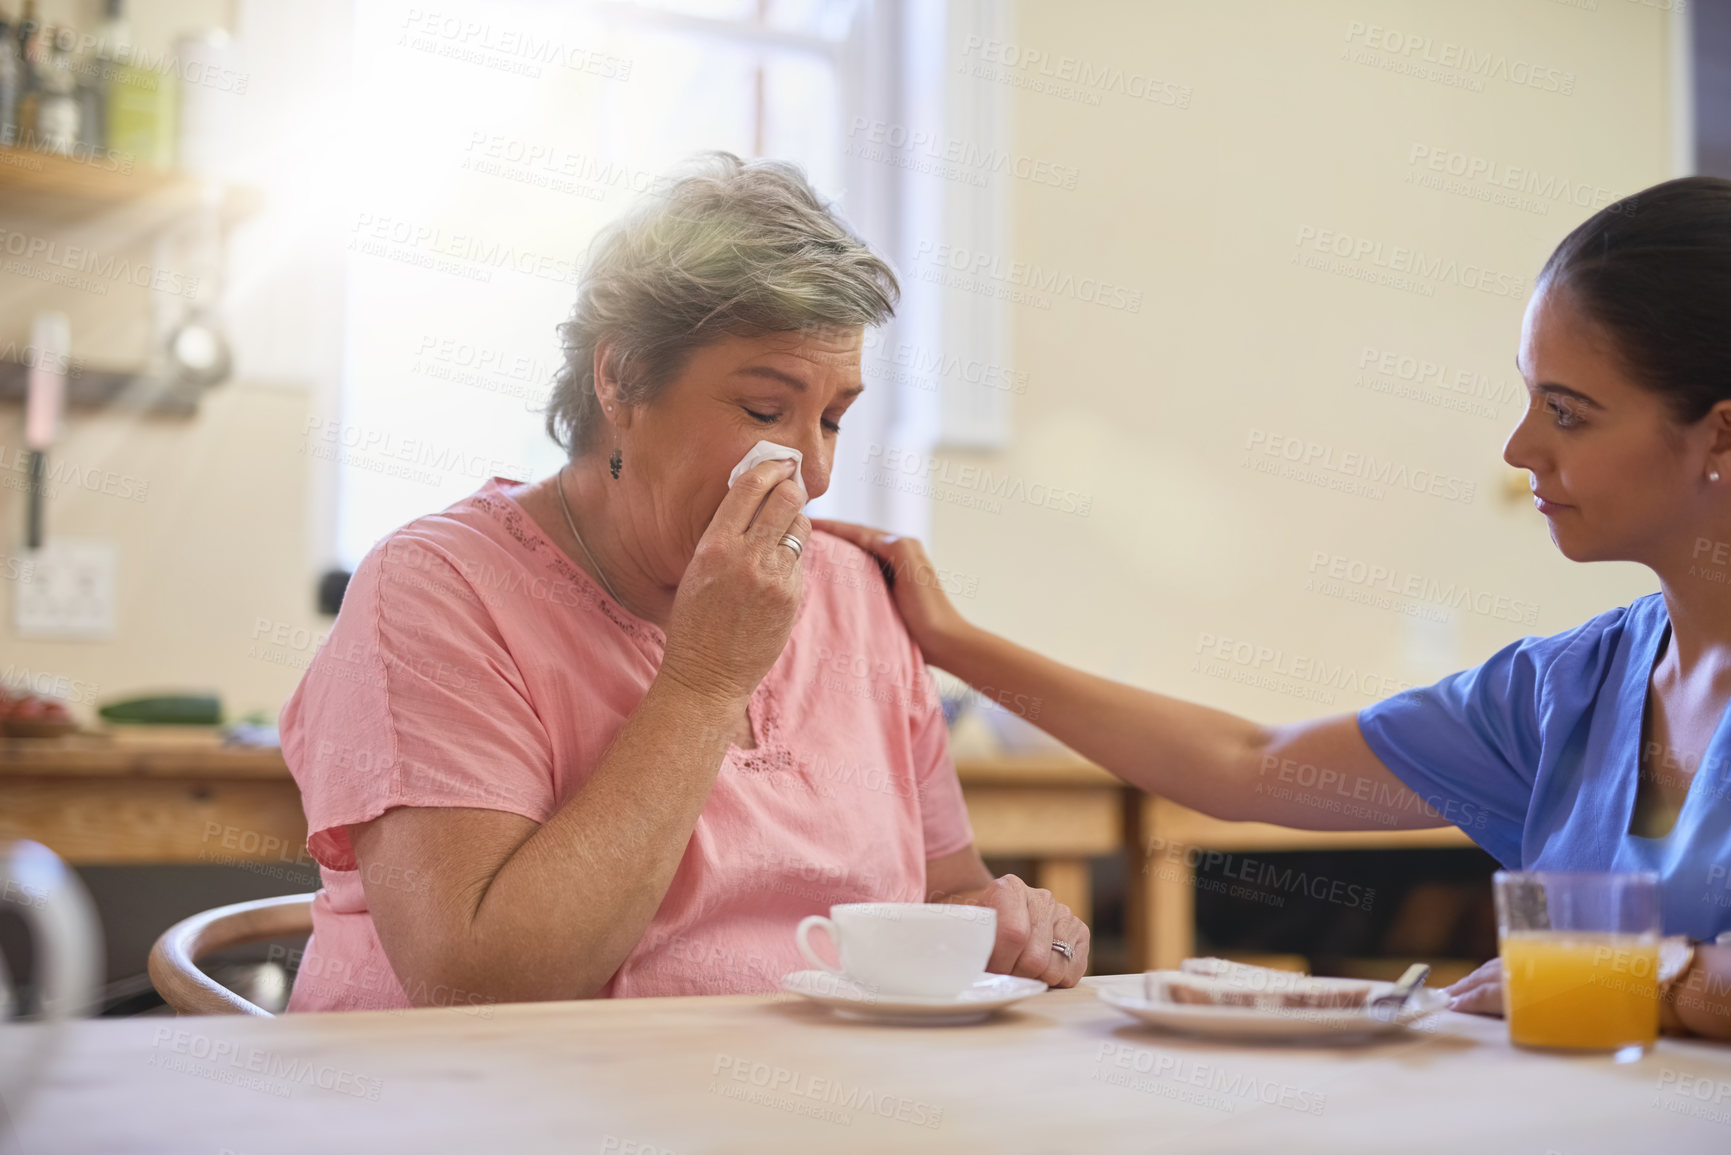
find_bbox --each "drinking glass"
[1494,871,1661,1056]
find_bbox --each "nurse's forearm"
[928,623,1442,831]
[929,623,1265,817]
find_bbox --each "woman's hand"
[1444,958,1504,1016]
[967,874,1091,988]
[811,518,971,669]
[661,459,810,704]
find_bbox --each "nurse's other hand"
[970,873,1090,988]
[1444,958,1504,1016]
[810,519,970,668]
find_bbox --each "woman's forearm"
[456,675,741,1001]
[930,623,1268,818]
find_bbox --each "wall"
[3,0,1685,729]
[927,0,1673,722]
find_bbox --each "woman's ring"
[779,534,804,558]
[1051,940,1074,961]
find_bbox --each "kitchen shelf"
[0,145,262,223]
[0,359,198,415]
[0,147,259,414]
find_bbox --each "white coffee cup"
[795,903,996,999]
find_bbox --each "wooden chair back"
[148,893,315,1016]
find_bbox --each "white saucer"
[1094,974,1449,1041]
[780,971,1048,1025]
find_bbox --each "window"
[326,0,1004,568]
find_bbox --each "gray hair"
[545,152,900,456]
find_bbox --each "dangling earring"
[603,401,622,479]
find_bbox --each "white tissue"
[727,440,804,489]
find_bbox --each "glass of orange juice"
[1494,871,1661,1056]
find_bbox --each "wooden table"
[0,737,1477,971]
[0,733,306,868]
[8,979,1730,1153]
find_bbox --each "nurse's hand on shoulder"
[1444,958,1504,1015]
[812,519,970,667]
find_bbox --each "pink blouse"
[279,478,973,1012]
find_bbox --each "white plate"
[1094,974,1450,1041]
[780,971,1048,1025]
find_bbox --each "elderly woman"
[279,153,1090,1012]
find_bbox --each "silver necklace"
[554,464,623,605]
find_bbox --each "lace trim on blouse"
[474,485,805,779]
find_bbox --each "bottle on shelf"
[79,0,130,154]
[106,5,175,169]
[14,0,38,146]
[14,0,35,74]
[0,10,18,149]
[34,26,79,155]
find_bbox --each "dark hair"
[1539,176,1731,425]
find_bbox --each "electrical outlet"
[14,539,116,640]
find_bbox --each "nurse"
[820,176,1731,1040]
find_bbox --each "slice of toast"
[1166,958,1374,1010]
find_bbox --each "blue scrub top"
[1358,593,1731,940]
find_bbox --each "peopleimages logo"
[1193,631,1423,700]
[862,443,1093,516]
[348,213,579,287]
[0,226,201,298]
[1242,428,1478,505]
[710,1054,944,1130]
[861,329,1029,396]
[301,418,535,487]
[70,35,249,93]
[0,665,100,705]
[847,118,1081,190]
[461,132,674,201]
[1306,551,1539,625]
[0,445,150,502]
[957,36,1193,108]
[1354,344,1523,420]
[1142,837,1377,911]
[1343,20,1576,95]
[913,241,1142,313]
[1293,225,1525,299]
[1092,1043,1327,1116]
[398,9,633,81]
[1406,145,1622,214]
